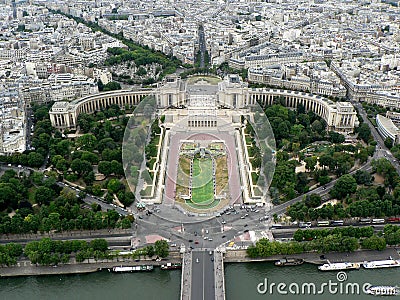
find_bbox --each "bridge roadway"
[181,249,225,300]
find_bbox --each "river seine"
[0,262,398,299]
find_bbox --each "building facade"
[50,75,358,133]
[376,114,400,144]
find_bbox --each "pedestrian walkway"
[181,252,192,300]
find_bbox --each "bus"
[387,217,400,223]
[299,222,312,228]
[317,221,330,227]
[372,218,385,224]
[331,220,344,226]
[359,218,372,224]
[271,224,283,229]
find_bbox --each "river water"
[0,262,399,300]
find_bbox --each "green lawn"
[191,158,214,204]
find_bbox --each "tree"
[305,194,322,208]
[304,156,317,172]
[311,120,324,134]
[107,179,123,194]
[55,158,69,172]
[103,81,121,91]
[330,174,357,199]
[146,245,155,257]
[296,172,308,193]
[154,240,169,258]
[328,131,345,143]
[0,184,17,210]
[90,239,108,252]
[361,235,386,251]
[34,186,54,205]
[354,170,373,185]
[81,151,99,164]
[77,114,95,133]
[98,161,112,176]
[384,137,393,149]
[71,158,93,176]
[136,67,147,76]
[110,160,123,176]
[358,123,371,143]
[84,171,95,186]
[27,152,45,167]
[356,148,369,164]
[76,134,97,151]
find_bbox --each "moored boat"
[160,263,182,270]
[110,265,154,273]
[362,260,400,269]
[366,286,400,296]
[274,258,304,266]
[318,261,360,271]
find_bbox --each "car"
[255,210,259,213]
[194,231,198,236]
[205,229,209,234]
[211,257,214,262]
[244,229,249,233]
[240,216,245,219]
[194,241,199,244]
[245,213,249,217]
[221,220,226,224]
[204,236,208,240]
[216,213,221,217]
[225,212,231,215]
[188,239,193,243]
[196,258,199,263]
[170,243,177,247]
[221,235,226,238]
[244,224,248,227]
[209,251,213,255]
[138,216,143,219]
[208,238,213,241]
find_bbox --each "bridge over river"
[181,249,225,300]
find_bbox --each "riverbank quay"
[1,247,399,277]
[0,252,182,277]
[224,248,400,265]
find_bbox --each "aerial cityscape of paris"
[0,0,400,299]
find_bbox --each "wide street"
[353,101,400,175]
[190,250,215,300]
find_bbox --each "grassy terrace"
[215,156,229,195]
[191,158,214,204]
[176,156,191,199]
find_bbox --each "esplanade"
[50,74,357,133]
